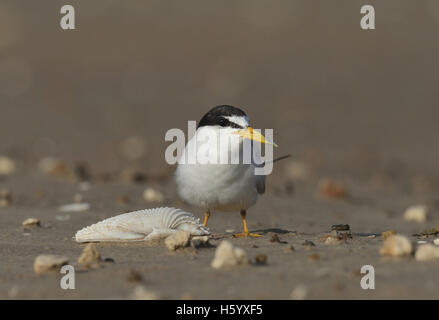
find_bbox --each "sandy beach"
[1,1,439,299]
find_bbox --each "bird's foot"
[233,232,263,238]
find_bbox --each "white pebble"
[0,156,15,175]
[143,188,164,203]
[290,284,308,300]
[379,235,413,257]
[131,286,162,300]
[404,205,428,223]
[211,240,248,269]
[415,244,439,261]
[165,231,191,251]
[22,218,40,227]
[34,255,68,274]
[59,203,90,212]
[433,238,439,246]
[78,243,101,267]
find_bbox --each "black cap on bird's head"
[197,105,248,129]
[196,105,277,147]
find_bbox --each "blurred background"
[2,0,439,300]
[0,0,438,182]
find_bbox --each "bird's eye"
[218,118,228,126]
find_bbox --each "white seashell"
[75,207,210,243]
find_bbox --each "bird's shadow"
[253,228,296,235]
[210,228,296,241]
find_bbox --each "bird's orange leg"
[203,210,210,227]
[234,209,262,238]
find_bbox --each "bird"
[175,105,277,237]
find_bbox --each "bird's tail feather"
[262,154,291,165]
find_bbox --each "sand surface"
[1,1,439,299]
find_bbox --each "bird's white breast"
[175,127,263,212]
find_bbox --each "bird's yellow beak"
[233,127,278,147]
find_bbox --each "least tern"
[175,105,276,237]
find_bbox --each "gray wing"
[256,174,265,195]
[251,141,266,194]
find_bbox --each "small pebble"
[322,235,343,245]
[165,231,190,251]
[211,240,248,269]
[22,218,40,227]
[318,178,347,199]
[0,156,16,175]
[417,240,427,244]
[59,203,90,212]
[120,168,147,183]
[38,157,70,178]
[143,187,164,203]
[382,230,397,240]
[78,243,101,268]
[284,245,295,252]
[269,234,281,243]
[404,205,428,223]
[131,286,162,300]
[331,224,350,231]
[254,254,268,265]
[290,284,308,300]
[309,253,319,261]
[126,269,143,283]
[379,235,413,257]
[302,240,315,247]
[0,188,12,207]
[415,244,439,261]
[118,195,129,204]
[433,239,439,246]
[34,254,68,274]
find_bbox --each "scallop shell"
[75,207,210,243]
